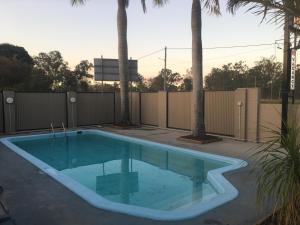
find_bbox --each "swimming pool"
[1,130,247,220]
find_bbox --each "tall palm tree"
[71,0,166,125]
[191,0,220,137]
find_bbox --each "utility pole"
[130,57,133,124]
[292,34,297,104]
[281,15,293,139]
[271,80,273,100]
[101,55,104,94]
[164,46,167,92]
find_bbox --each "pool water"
[2,130,247,220]
[13,133,226,210]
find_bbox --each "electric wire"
[137,40,284,60]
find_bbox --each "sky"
[0,0,286,79]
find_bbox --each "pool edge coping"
[0,129,248,221]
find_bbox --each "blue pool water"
[1,130,247,220]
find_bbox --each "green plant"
[254,120,300,225]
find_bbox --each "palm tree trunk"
[191,0,205,138]
[117,0,130,124]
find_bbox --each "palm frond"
[252,118,300,225]
[144,0,168,13]
[138,0,168,13]
[70,0,168,13]
[70,0,87,6]
[141,0,147,12]
[202,0,221,15]
[152,0,168,7]
[227,0,300,19]
[125,0,129,8]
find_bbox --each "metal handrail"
[50,123,55,138]
[62,122,66,136]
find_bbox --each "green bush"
[254,121,300,225]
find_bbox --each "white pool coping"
[1,129,248,221]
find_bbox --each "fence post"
[131,92,141,125]
[139,92,142,125]
[3,91,16,133]
[113,92,116,124]
[114,92,120,124]
[245,88,260,142]
[67,92,77,129]
[234,89,247,141]
[158,91,168,128]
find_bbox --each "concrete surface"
[0,126,271,225]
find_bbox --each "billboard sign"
[290,49,296,90]
[94,58,138,81]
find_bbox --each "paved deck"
[0,127,271,225]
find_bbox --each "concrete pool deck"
[0,126,271,225]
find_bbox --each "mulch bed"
[178,134,222,144]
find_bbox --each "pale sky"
[0,0,285,78]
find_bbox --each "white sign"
[291,49,296,90]
[94,58,138,81]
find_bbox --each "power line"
[169,41,284,50]
[165,46,274,66]
[137,48,164,60]
[205,46,274,62]
[137,39,284,61]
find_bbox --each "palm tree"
[71,0,166,125]
[191,0,220,138]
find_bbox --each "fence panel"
[205,91,235,136]
[129,92,140,125]
[77,93,114,126]
[15,92,67,131]
[0,93,3,132]
[168,92,191,130]
[259,103,281,141]
[114,92,121,123]
[141,93,158,126]
[114,92,140,124]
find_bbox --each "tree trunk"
[117,0,130,124]
[191,0,205,137]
